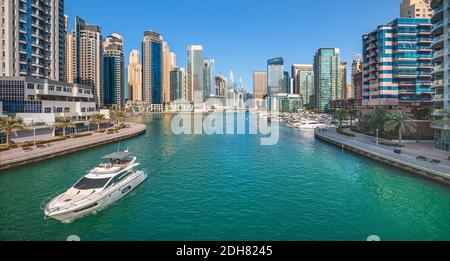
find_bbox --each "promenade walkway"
[315,128,450,185]
[0,122,146,172]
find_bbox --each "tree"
[348,108,357,128]
[109,107,127,127]
[53,116,76,137]
[384,111,417,146]
[0,116,25,145]
[89,114,106,132]
[333,109,349,128]
[363,106,387,134]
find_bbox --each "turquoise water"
[1,113,450,241]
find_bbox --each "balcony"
[432,65,445,74]
[432,94,450,101]
[432,49,445,61]
[432,34,445,49]
[432,79,445,87]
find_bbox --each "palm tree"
[109,107,127,126]
[384,111,417,146]
[89,114,106,132]
[0,116,25,145]
[53,116,76,137]
[348,108,356,128]
[333,109,349,128]
[363,106,387,134]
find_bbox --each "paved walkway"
[315,128,450,180]
[0,122,146,171]
[345,128,450,167]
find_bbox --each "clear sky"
[66,0,401,93]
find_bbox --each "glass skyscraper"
[103,34,125,108]
[170,67,186,102]
[267,57,284,95]
[142,31,164,107]
[313,48,341,112]
[203,59,215,102]
[187,45,204,105]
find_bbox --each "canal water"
[1,113,450,241]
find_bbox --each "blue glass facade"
[151,41,162,105]
[314,48,341,112]
[103,56,118,107]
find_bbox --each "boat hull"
[46,171,147,223]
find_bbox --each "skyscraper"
[267,58,284,95]
[162,42,171,105]
[253,71,268,110]
[362,18,432,108]
[170,52,177,69]
[293,65,314,107]
[314,48,341,112]
[401,0,432,18]
[340,62,348,100]
[170,67,186,102]
[351,54,363,101]
[215,74,226,96]
[128,50,142,101]
[203,59,215,101]
[142,31,164,108]
[283,71,291,94]
[103,34,125,108]
[67,17,103,108]
[1,0,65,81]
[431,0,450,151]
[187,45,204,105]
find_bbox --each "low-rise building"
[0,77,96,124]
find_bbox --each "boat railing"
[40,187,70,211]
[42,163,141,214]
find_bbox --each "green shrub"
[337,128,356,137]
[0,144,17,152]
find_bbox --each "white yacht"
[43,151,147,223]
[297,121,328,130]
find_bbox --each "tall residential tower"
[431,0,450,151]
[128,50,142,101]
[187,45,204,105]
[103,34,125,108]
[401,0,433,18]
[142,31,164,109]
[1,0,65,81]
[67,17,103,108]
[313,48,341,112]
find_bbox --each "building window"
[48,85,55,91]
[56,107,63,113]
[56,86,62,91]
[44,108,51,113]
[64,108,70,113]
[27,83,34,89]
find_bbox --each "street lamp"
[32,119,36,148]
[376,129,379,146]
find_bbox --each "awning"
[101,152,131,160]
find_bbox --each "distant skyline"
[66,0,401,93]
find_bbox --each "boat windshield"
[73,177,111,190]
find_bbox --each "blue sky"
[66,0,401,92]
